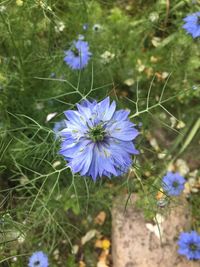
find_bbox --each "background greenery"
[0,0,200,266]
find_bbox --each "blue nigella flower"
[178,231,200,260]
[59,97,139,180]
[83,23,88,30]
[53,120,67,139]
[183,12,200,38]
[64,39,92,70]
[162,172,186,196]
[28,251,49,267]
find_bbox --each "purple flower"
[64,40,92,70]
[59,97,139,180]
[83,23,88,30]
[178,231,200,260]
[162,172,186,196]
[183,12,200,38]
[28,251,49,267]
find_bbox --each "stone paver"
[112,195,199,267]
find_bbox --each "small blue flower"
[59,97,139,180]
[28,251,49,267]
[64,39,92,70]
[183,12,200,38]
[178,231,200,260]
[53,120,67,139]
[50,72,56,78]
[162,172,186,196]
[83,23,88,30]
[192,85,198,90]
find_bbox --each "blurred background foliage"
[0,0,200,266]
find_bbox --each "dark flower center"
[71,47,80,57]
[34,261,40,266]
[189,243,197,251]
[93,25,100,31]
[197,16,200,25]
[172,181,179,188]
[89,125,105,142]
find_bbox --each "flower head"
[93,24,102,32]
[28,251,48,267]
[59,97,139,180]
[162,172,186,196]
[183,12,200,38]
[55,21,65,33]
[178,231,200,260]
[100,51,115,64]
[83,23,88,31]
[64,40,91,70]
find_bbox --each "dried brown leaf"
[94,211,106,225]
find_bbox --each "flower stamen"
[71,46,80,57]
[89,125,105,142]
[34,261,40,266]
[189,243,197,252]
[172,181,179,188]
